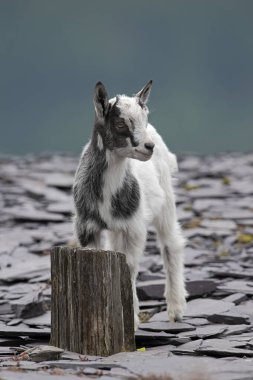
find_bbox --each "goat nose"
[144,142,155,152]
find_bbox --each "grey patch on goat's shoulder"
[73,142,108,232]
[111,171,140,218]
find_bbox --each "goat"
[73,81,187,328]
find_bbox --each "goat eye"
[117,122,125,128]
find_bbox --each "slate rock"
[139,300,166,310]
[0,347,16,355]
[197,338,253,357]
[183,317,209,326]
[0,262,50,283]
[24,311,51,327]
[19,179,70,202]
[180,324,227,339]
[232,303,253,318]
[6,318,22,326]
[185,299,234,318]
[137,280,165,300]
[138,272,165,282]
[221,324,252,337]
[184,247,211,267]
[212,268,253,279]
[207,311,250,325]
[135,329,178,347]
[186,280,217,297]
[171,339,203,355]
[200,219,237,230]
[220,209,253,220]
[45,173,73,189]
[10,291,47,319]
[137,279,217,301]
[219,280,253,295]
[0,325,50,338]
[40,360,128,371]
[47,202,73,215]
[19,345,64,362]
[149,311,170,322]
[6,207,65,223]
[193,199,224,212]
[222,293,248,305]
[0,303,12,315]
[139,321,195,333]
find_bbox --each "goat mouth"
[135,149,152,157]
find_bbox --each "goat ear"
[135,80,153,105]
[94,82,109,118]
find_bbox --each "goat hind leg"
[155,216,187,322]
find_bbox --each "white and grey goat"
[73,81,187,327]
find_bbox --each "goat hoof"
[167,300,186,323]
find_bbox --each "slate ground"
[0,153,253,379]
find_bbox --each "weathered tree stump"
[50,247,135,356]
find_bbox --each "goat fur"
[73,81,187,328]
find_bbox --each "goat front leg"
[108,227,146,330]
[74,216,101,248]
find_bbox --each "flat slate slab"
[184,298,234,318]
[0,325,50,338]
[139,321,196,333]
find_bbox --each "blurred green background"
[1,0,253,155]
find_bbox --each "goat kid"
[73,81,187,328]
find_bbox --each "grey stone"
[47,202,73,215]
[149,311,170,322]
[6,207,65,222]
[212,268,253,279]
[180,324,227,339]
[0,303,12,315]
[207,311,250,325]
[135,329,179,347]
[139,300,166,309]
[10,292,47,319]
[197,338,253,357]
[218,280,253,295]
[18,345,64,362]
[171,339,203,355]
[222,293,248,304]
[139,321,195,333]
[0,325,50,337]
[186,280,217,297]
[200,219,237,230]
[185,299,234,318]
[0,259,50,283]
[137,279,165,300]
[45,173,74,189]
[0,371,80,379]
[24,311,51,327]
[221,324,252,337]
[183,318,209,326]
[6,318,22,326]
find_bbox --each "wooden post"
[50,247,135,356]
